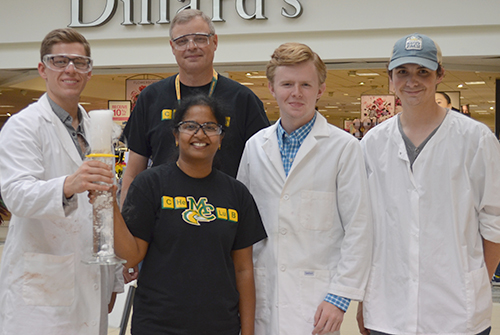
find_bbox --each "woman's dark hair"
[436,91,451,104]
[173,94,227,133]
[170,94,228,169]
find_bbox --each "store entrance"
[0,68,497,132]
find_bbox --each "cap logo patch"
[405,36,422,51]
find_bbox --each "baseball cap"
[388,33,442,71]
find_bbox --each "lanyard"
[175,69,218,104]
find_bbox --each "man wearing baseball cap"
[357,33,500,335]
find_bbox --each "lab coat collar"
[387,115,410,163]
[391,110,451,164]
[290,112,329,174]
[37,93,89,167]
[261,121,286,181]
[261,112,330,181]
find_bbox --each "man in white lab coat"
[237,43,373,335]
[0,28,123,335]
[358,33,500,335]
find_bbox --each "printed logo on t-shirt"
[161,195,238,226]
[162,196,187,209]
[162,109,175,120]
[225,116,231,127]
[216,207,238,223]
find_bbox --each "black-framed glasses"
[176,121,223,136]
[42,54,93,73]
[172,33,214,50]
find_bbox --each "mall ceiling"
[1,57,499,131]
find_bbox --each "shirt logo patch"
[405,36,422,50]
[174,196,187,209]
[181,197,215,226]
[225,116,231,127]
[228,209,238,222]
[162,109,175,120]
[216,208,238,222]
[216,207,228,220]
[162,196,174,209]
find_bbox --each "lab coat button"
[283,194,289,200]
[280,265,286,271]
[280,228,287,235]
[91,321,97,326]
[93,284,99,290]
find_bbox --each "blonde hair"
[266,43,326,84]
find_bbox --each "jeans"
[495,262,500,277]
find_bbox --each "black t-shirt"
[123,74,270,177]
[122,163,267,335]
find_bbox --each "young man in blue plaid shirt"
[237,43,372,335]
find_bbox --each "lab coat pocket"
[299,269,330,323]
[300,191,334,231]
[465,266,492,330]
[254,267,270,321]
[22,252,75,306]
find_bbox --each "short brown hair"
[40,28,91,61]
[169,9,215,38]
[387,63,445,79]
[266,43,327,85]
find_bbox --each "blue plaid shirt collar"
[276,113,317,176]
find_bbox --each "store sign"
[69,0,302,28]
[125,79,161,111]
[108,100,131,125]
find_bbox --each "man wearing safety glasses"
[121,8,269,212]
[0,28,123,334]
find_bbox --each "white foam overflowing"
[89,109,114,154]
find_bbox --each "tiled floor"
[108,300,500,335]
[0,223,499,335]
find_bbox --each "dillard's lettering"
[69,0,302,28]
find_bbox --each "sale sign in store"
[108,100,131,125]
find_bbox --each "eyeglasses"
[176,121,223,136]
[172,33,213,50]
[42,54,93,73]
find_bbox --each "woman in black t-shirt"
[112,95,266,335]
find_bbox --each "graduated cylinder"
[85,109,125,265]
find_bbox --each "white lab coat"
[0,94,123,335]
[360,111,500,335]
[237,113,373,335]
